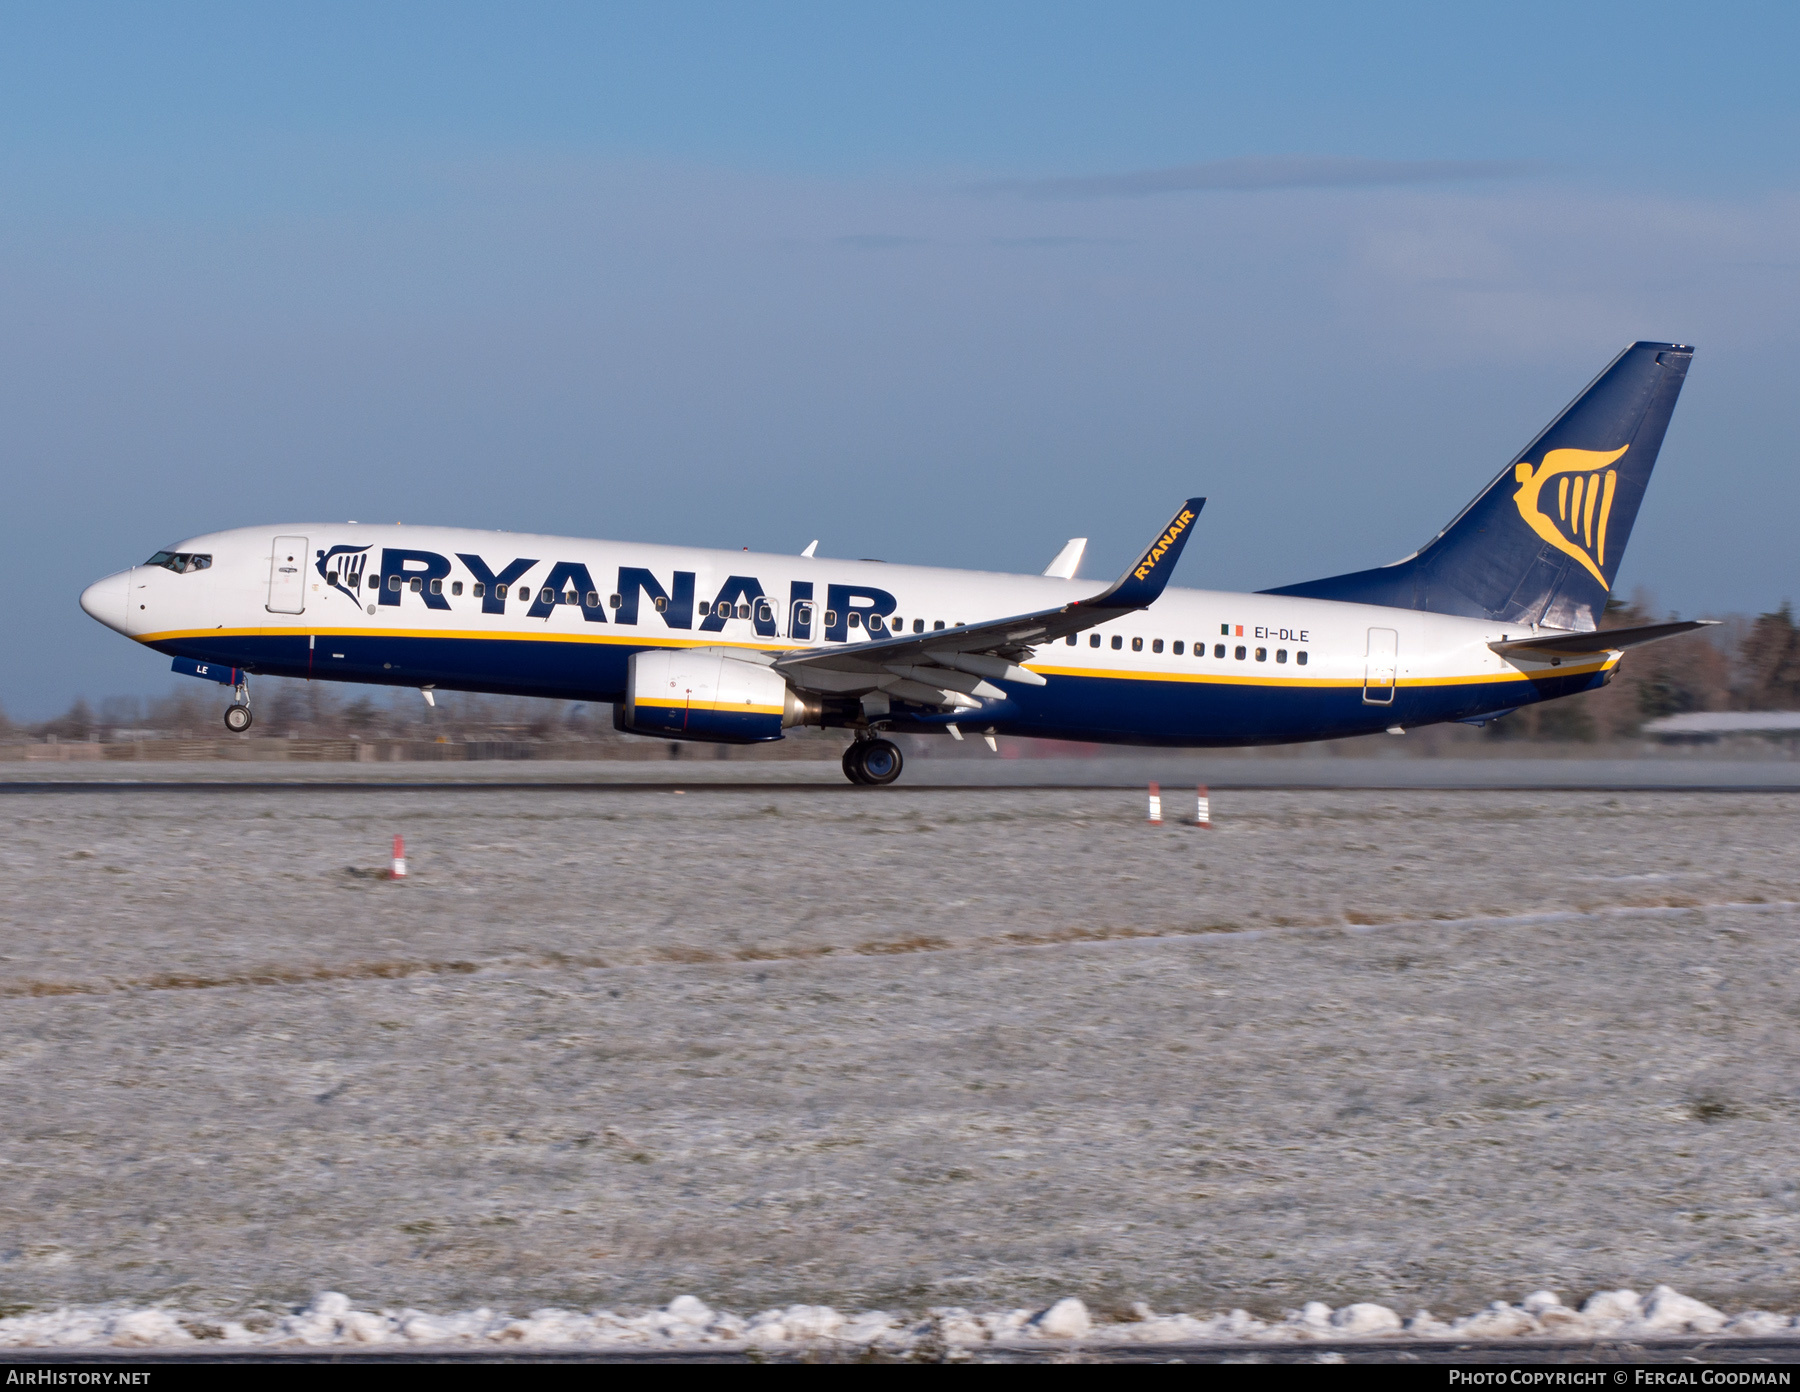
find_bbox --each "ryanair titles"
[1134,508,1196,581]
[313,545,899,644]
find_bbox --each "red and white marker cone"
[386,834,407,880]
[1147,782,1162,826]
[1196,784,1212,829]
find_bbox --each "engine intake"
[618,648,818,743]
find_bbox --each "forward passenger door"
[267,536,308,614]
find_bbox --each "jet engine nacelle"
[618,648,819,743]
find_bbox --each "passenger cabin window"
[451,581,463,596]
[430,579,443,595]
[1276,649,1288,663]
[410,577,423,592]
[495,584,508,599]
[1214,643,1226,658]
[891,617,903,630]
[735,603,749,619]
[586,591,600,608]
[1255,647,1267,662]
[756,601,774,624]
[609,593,622,609]
[388,575,401,592]
[1235,645,1246,660]
[1111,635,1123,650]
[1152,639,1163,653]
[473,582,486,598]
[867,614,885,633]
[824,609,838,626]
[565,590,578,606]
[653,596,668,612]
[1066,634,1077,645]
[1297,651,1309,666]
[541,587,555,604]
[1131,637,1143,652]
[1090,634,1101,647]
[933,620,945,630]
[848,612,862,627]
[1172,641,1184,655]
[913,619,924,633]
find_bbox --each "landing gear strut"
[224,678,253,733]
[842,736,903,786]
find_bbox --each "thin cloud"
[836,233,930,249]
[976,156,1538,200]
[990,235,1128,248]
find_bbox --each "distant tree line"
[1492,595,1800,742]
[7,596,1799,745]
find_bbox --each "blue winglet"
[1078,497,1205,612]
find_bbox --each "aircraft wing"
[774,498,1203,702]
[1489,619,1717,659]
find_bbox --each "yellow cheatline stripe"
[1027,656,1615,689]
[137,626,799,653]
[1029,662,1356,688]
[633,696,786,715]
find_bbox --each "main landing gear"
[224,678,253,733]
[842,736,903,786]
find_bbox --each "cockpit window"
[145,552,211,574]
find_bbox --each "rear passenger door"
[1362,627,1397,705]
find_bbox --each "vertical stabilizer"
[1265,342,1694,629]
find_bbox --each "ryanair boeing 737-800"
[80,341,1708,785]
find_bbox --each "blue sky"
[4,2,1798,717]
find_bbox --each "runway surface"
[3,785,1797,1338]
[6,755,1800,791]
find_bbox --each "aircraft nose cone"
[80,572,127,633]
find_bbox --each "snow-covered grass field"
[2,787,1797,1332]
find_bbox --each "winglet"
[1042,537,1087,579]
[1077,498,1204,612]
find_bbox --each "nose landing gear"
[842,736,903,786]
[224,678,253,733]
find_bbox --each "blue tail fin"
[1264,342,1694,630]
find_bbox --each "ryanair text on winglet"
[1133,508,1196,581]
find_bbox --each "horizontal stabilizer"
[1490,619,1717,659]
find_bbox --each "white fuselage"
[81,523,1613,746]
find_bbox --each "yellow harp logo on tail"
[1510,445,1629,589]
